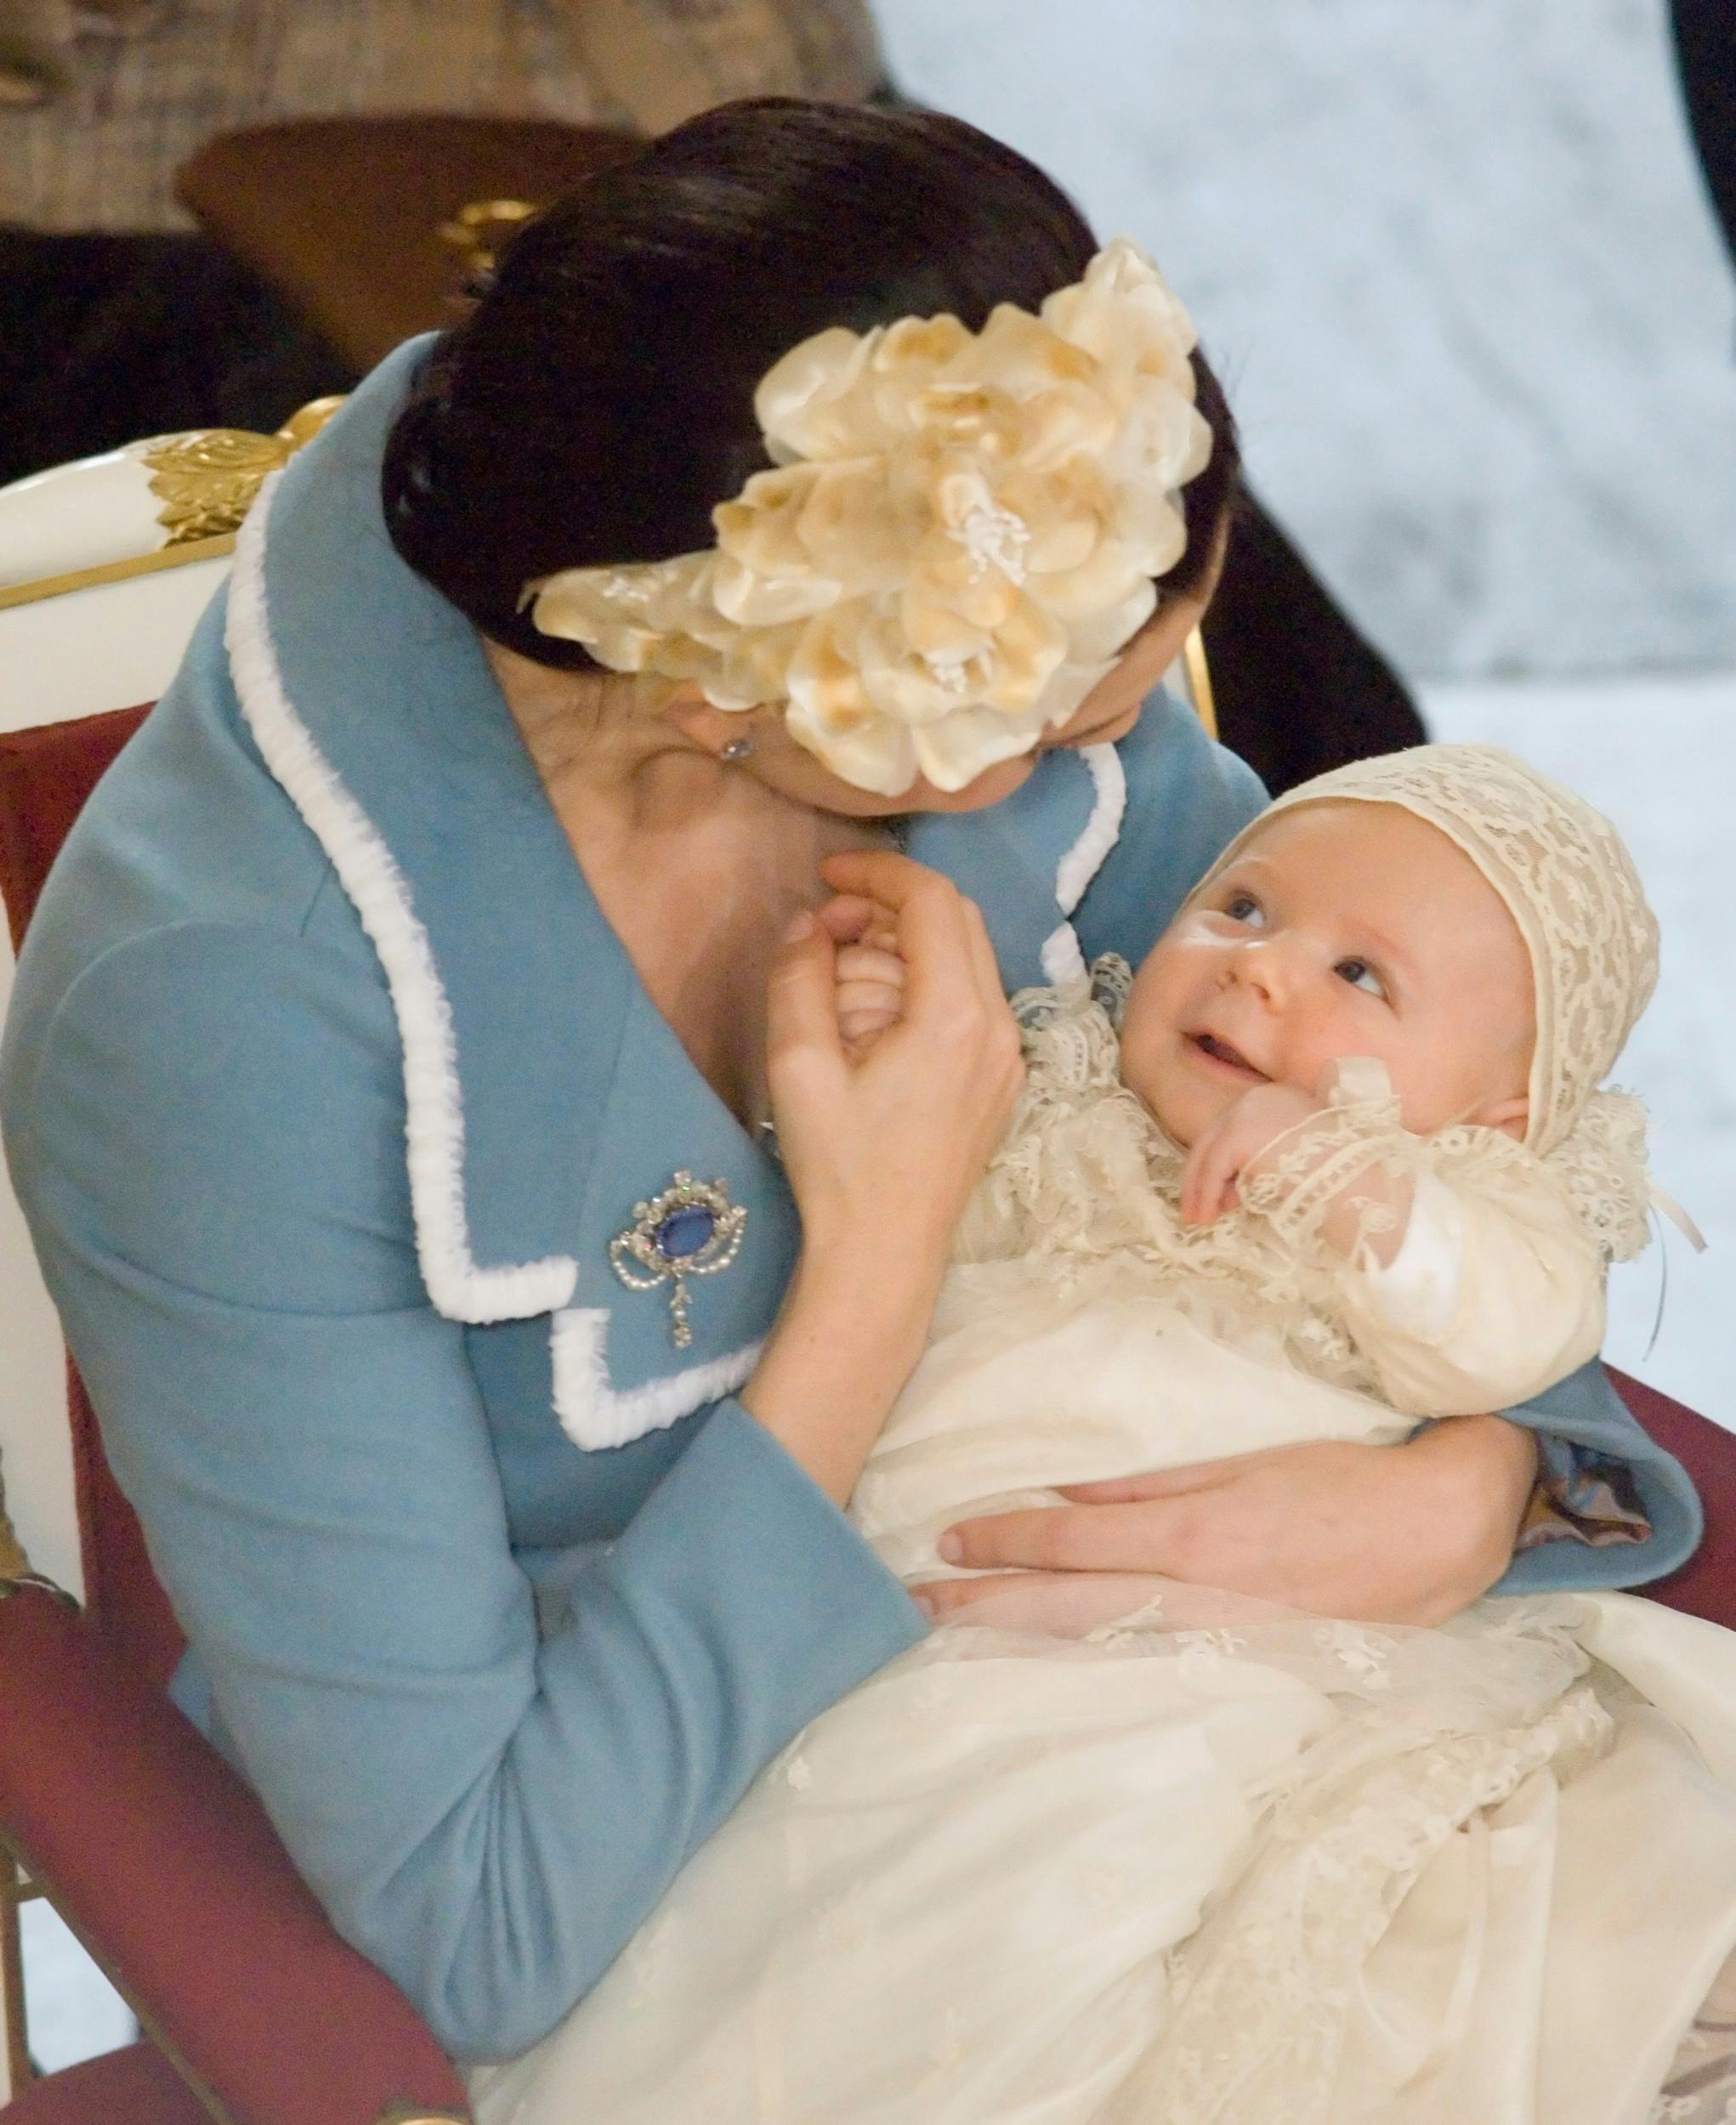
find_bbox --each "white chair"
[0,404,341,2106]
[0,410,332,1606]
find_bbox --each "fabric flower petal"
[526,236,1213,794]
[756,326,896,462]
[912,700,1052,793]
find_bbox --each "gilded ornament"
[141,396,348,545]
[142,429,293,546]
[438,198,541,280]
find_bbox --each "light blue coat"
[0,343,1699,2060]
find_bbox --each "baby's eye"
[1223,891,1265,926]
[1335,957,1387,1000]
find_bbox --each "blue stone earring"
[610,1172,747,1348]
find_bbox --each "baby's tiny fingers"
[836,972,904,1012]
[1206,1158,1244,1223]
[834,945,907,989]
[1179,1136,1216,1225]
[1185,1136,1235,1226]
[840,1006,900,1044]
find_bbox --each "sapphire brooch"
[610,1172,747,1349]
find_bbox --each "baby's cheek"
[1119,1031,1198,1148]
[1320,1030,1445,1133]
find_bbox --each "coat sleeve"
[1073,690,1702,1592]
[2,918,923,2061]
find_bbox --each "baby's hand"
[1180,1081,1322,1225]
[824,896,907,1052]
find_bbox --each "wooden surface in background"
[177,116,641,371]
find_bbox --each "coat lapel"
[224,340,797,1447]
[904,739,1126,994]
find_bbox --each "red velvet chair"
[0,705,472,2124]
[0,706,1731,2124]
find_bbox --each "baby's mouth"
[1187,1030,1270,1082]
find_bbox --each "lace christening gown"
[472,972,1736,2125]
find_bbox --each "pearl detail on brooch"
[610,1171,747,1348]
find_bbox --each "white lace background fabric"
[1650,1951,1736,2123]
[470,980,1736,2125]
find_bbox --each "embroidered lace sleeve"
[1237,1061,1610,1414]
[1235,1060,1421,1262]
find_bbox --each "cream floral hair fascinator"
[526,238,1213,795]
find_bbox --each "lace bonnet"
[1195,745,1661,1255]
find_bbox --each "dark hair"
[383,99,1240,667]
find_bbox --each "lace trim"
[961,960,1650,1407]
[229,471,578,1323]
[1239,1075,1654,1269]
[1545,1086,1654,1265]
[1130,1674,1615,2123]
[1237,1076,1412,1257]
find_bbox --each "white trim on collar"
[1040,741,1127,985]
[225,469,578,1325]
[1055,744,1127,915]
[551,1309,764,1450]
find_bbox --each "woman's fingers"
[764,910,845,1074]
[911,1572,1050,1621]
[814,893,889,947]
[940,1498,1193,1575]
[943,1429,1536,1626]
[1054,1458,1264,1504]
[818,848,927,897]
[959,890,1016,1028]
[819,852,984,1021]
[769,862,1017,1265]
[910,1570,1171,1631]
[820,858,1020,1125]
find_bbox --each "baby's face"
[1120,802,1535,1148]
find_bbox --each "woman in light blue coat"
[0,101,1697,2062]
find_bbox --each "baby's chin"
[1124,1067,1208,1151]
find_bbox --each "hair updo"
[383,99,1240,669]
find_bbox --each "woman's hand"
[742,852,1024,1505]
[911,1414,1540,1628]
[766,852,1022,1259]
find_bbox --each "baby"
[843,743,1634,1438]
[474,748,1736,2125]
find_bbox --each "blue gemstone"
[655,1204,716,1260]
